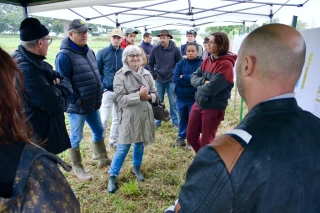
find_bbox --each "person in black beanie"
[12,17,73,154]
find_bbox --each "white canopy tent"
[22,0,310,31]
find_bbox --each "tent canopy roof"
[1,0,310,30]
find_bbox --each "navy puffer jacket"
[55,38,102,114]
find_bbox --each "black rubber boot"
[132,166,145,182]
[108,175,117,193]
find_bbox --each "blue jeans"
[155,80,178,125]
[108,142,144,176]
[67,110,104,148]
[176,99,194,139]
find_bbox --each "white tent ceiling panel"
[28,0,310,29]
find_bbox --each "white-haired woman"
[108,45,157,193]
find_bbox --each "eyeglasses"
[73,31,90,36]
[42,38,52,45]
[128,54,142,59]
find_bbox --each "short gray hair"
[122,45,141,65]
[20,39,38,48]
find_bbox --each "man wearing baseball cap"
[181,29,203,58]
[96,28,124,149]
[12,17,72,155]
[120,27,147,67]
[55,19,111,182]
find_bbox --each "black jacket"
[148,41,182,83]
[55,38,102,114]
[177,98,320,212]
[12,45,72,154]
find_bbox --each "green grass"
[1,35,247,212]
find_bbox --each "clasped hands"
[139,86,151,100]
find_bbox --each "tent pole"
[269,4,273,23]
[291,15,298,28]
[116,14,119,28]
[22,5,28,19]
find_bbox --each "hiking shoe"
[171,137,186,147]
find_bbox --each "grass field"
[0,35,247,213]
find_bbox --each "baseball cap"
[124,27,139,35]
[68,19,91,32]
[111,28,124,37]
[186,29,197,35]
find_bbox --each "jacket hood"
[212,52,237,66]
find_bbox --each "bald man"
[170,24,320,212]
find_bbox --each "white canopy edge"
[28,0,153,13]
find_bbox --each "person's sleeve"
[148,49,157,80]
[175,146,233,213]
[23,68,69,114]
[175,48,183,63]
[197,61,234,96]
[53,71,72,98]
[173,61,182,85]
[28,155,80,212]
[113,73,141,107]
[96,49,104,83]
[55,53,72,80]
[197,45,203,58]
[190,66,205,87]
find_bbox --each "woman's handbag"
[150,94,171,122]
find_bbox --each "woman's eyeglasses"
[128,54,142,59]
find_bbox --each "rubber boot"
[92,138,112,168]
[68,148,92,182]
[108,175,117,193]
[132,166,144,182]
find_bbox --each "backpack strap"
[210,129,252,174]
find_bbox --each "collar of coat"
[121,64,150,76]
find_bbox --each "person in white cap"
[97,28,124,149]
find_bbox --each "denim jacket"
[177,98,320,213]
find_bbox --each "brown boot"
[68,148,92,182]
[92,138,112,168]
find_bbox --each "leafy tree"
[296,20,308,30]
[264,17,281,24]
[0,3,23,33]
[205,25,242,37]
[249,23,260,32]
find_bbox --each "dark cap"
[186,29,197,35]
[68,19,91,32]
[19,18,49,41]
[157,29,173,39]
[124,27,139,35]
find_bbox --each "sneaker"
[109,142,117,149]
[171,137,186,147]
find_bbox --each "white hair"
[122,45,141,65]
[20,39,38,48]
